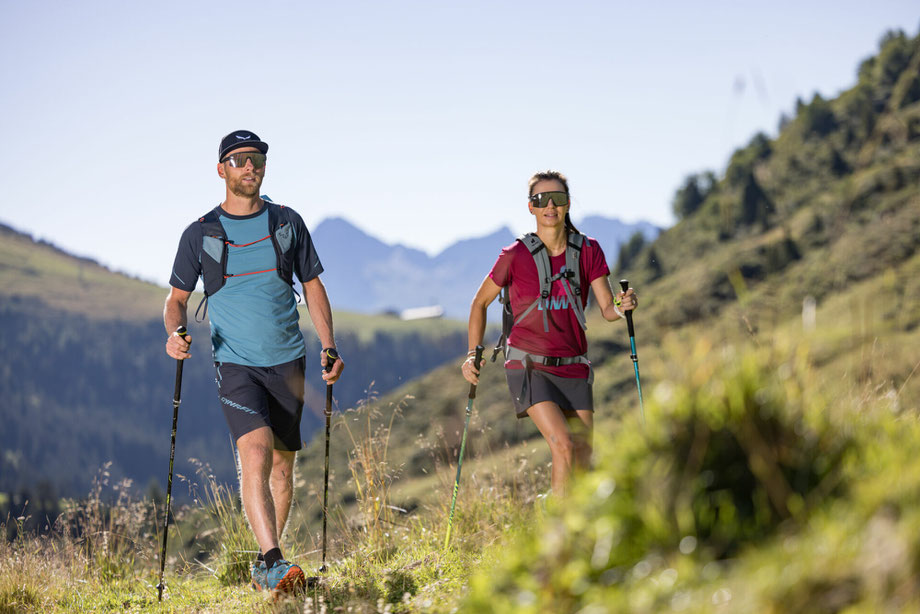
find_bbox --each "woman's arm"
[462,275,502,384]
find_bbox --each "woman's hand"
[591,277,639,322]
[461,352,483,385]
[615,287,638,315]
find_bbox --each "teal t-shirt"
[205,208,305,366]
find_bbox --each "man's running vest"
[194,199,298,321]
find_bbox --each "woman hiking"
[461,170,637,497]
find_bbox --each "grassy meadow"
[3,274,918,612]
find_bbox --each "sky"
[1,1,918,286]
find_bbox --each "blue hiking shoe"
[250,560,268,591]
[265,559,306,597]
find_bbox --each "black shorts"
[505,368,594,419]
[214,357,306,451]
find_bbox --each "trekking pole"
[157,326,188,602]
[319,348,338,573]
[444,345,484,549]
[619,280,645,424]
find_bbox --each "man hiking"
[164,130,344,597]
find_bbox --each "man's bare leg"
[236,427,280,554]
[270,449,296,541]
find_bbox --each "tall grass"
[184,459,259,586]
[0,388,548,613]
[339,394,405,557]
[0,464,163,612]
[284,391,550,613]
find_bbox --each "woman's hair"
[528,170,579,234]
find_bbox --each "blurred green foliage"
[672,171,717,221]
[463,340,920,613]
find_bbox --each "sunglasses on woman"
[221,152,267,169]
[529,191,570,208]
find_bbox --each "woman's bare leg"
[527,401,576,497]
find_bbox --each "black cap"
[218,130,269,161]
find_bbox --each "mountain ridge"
[311,214,661,316]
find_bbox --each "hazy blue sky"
[2,1,917,285]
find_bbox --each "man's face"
[217,146,265,197]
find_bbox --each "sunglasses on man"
[529,191,570,208]
[221,152,267,169]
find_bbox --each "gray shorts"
[505,368,594,419]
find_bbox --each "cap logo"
[235,135,251,140]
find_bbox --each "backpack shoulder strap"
[264,201,296,287]
[264,200,297,236]
[193,206,227,321]
[565,232,587,291]
[491,284,513,362]
[514,233,553,333]
[518,233,551,295]
[198,206,223,230]
[197,207,227,278]
[563,232,589,331]
[518,232,543,254]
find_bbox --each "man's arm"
[302,276,344,383]
[164,287,193,360]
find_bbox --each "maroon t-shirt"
[489,237,609,378]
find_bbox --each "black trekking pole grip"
[323,349,338,412]
[322,349,339,415]
[469,345,484,400]
[324,348,338,374]
[173,326,188,395]
[618,280,636,338]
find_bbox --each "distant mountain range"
[310,215,661,318]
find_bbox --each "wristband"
[613,303,625,319]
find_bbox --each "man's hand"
[321,348,344,383]
[165,330,192,360]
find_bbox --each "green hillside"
[0,225,467,502]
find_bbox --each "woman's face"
[529,179,568,228]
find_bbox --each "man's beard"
[229,174,262,197]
